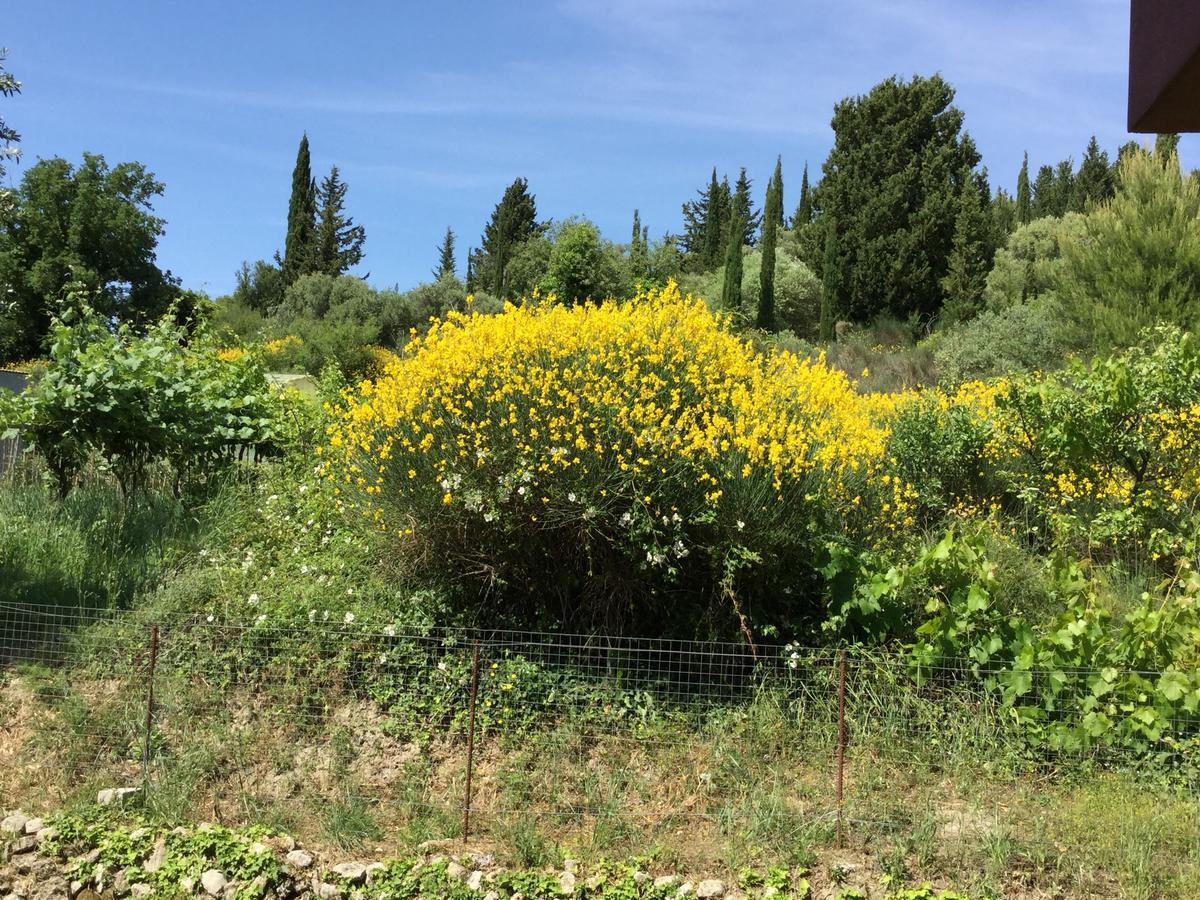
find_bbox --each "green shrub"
[930,298,1065,385]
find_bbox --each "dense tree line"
[1,50,1196,373]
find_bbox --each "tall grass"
[0,466,238,614]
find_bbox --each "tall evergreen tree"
[630,209,649,282]
[792,162,813,228]
[756,158,782,331]
[816,74,980,321]
[313,165,366,277]
[720,214,745,312]
[1031,164,1057,218]
[940,172,991,322]
[700,170,733,269]
[731,168,761,245]
[1155,132,1181,163]
[481,177,539,297]
[819,220,838,342]
[1073,136,1115,211]
[1016,152,1032,225]
[434,227,456,280]
[282,134,317,285]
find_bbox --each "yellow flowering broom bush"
[326,283,911,632]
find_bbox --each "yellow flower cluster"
[325,283,909,532]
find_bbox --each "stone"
[140,838,166,875]
[96,788,139,807]
[111,870,130,896]
[315,884,341,900]
[558,871,576,894]
[249,842,271,856]
[634,871,650,885]
[364,863,386,883]
[200,870,228,896]
[8,836,36,855]
[677,882,695,897]
[483,893,499,900]
[562,859,578,874]
[463,870,481,891]
[696,880,725,899]
[286,850,314,869]
[446,862,468,881]
[331,863,366,884]
[33,827,56,845]
[130,887,153,898]
[654,875,680,889]
[21,819,42,836]
[470,852,494,869]
[761,888,779,898]
[0,815,27,835]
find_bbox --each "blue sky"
[4,0,1190,296]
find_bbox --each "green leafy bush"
[930,298,1065,385]
[0,288,282,497]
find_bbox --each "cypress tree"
[792,162,812,228]
[819,220,838,342]
[1155,133,1181,164]
[1016,152,1032,225]
[756,158,782,331]
[720,214,744,312]
[630,209,649,282]
[434,227,456,280]
[313,165,366,277]
[731,168,761,245]
[282,133,317,285]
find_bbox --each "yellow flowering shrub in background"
[326,283,909,631]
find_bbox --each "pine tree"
[756,158,782,331]
[792,162,812,228]
[313,165,366,277]
[282,134,318,285]
[720,214,744,312]
[940,172,991,322]
[731,168,761,245]
[1073,136,1115,211]
[481,177,539,297]
[699,170,734,269]
[434,227,456,280]
[1016,152,1032,225]
[819,220,838,342]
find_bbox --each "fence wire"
[0,601,1195,856]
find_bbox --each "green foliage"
[541,219,624,303]
[931,299,1065,384]
[731,168,761,246]
[1057,148,1200,353]
[739,246,821,337]
[0,286,281,497]
[231,259,285,314]
[0,153,179,362]
[982,214,1083,312]
[816,74,981,323]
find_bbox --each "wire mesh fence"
[0,600,1196,857]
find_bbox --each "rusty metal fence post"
[835,648,847,848]
[142,624,160,790]
[462,641,482,839]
